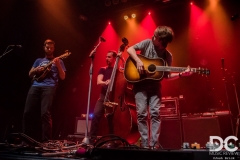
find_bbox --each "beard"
[45,51,54,56]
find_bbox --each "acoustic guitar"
[124,54,210,83]
[32,50,71,82]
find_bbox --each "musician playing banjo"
[126,26,192,149]
[22,39,66,142]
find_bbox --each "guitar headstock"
[59,50,71,59]
[119,37,129,52]
[196,67,210,76]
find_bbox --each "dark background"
[0,0,239,141]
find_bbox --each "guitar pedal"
[191,142,200,149]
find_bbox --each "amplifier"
[160,97,179,117]
[159,117,182,149]
[182,116,221,147]
[75,117,91,134]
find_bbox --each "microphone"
[221,58,224,69]
[9,45,22,48]
[89,37,106,58]
[100,36,106,42]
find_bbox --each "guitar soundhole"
[148,64,156,72]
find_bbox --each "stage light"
[105,0,111,6]
[131,13,136,18]
[162,0,170,2]
[124,15,128,20]
[148,12,151,15]
[79,14,88,21]
[89,114,93,118]
[190,2,193,5]
[108,21,111,24]
[112,0,119,5]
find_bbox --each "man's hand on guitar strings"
[34,66,44,73]
[52,57,61,68]
[181,65,193,76]
[136,60,145,74]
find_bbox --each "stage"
[0,145,239,160]
[0,133,239,160]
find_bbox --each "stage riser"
[91,148,239,160]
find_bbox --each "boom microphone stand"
[82,36,106,144]
[1,45,22,59]
[0,45,14,59]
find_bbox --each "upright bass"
[97,38,139,144]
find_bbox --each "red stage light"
[148,12,151,15]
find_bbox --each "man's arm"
[97,74,110,86]
[167,66,193,80]
[127,46,145,74]
[29,66,44,78]
[53,58,65,80]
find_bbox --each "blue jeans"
[22,86,56,142]
[134,89,161,147]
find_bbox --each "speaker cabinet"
[182,116,221,147]
[75,117,91,134]
[216,113,234,139]
[159,117,182,149]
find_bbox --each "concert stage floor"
[1,132,238,160]
[0,146,239,160]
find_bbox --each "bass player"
[89,50,124,144]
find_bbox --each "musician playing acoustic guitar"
[126,26,192,149]
[22,39,66,142]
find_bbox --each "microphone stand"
[221,59,234,136]
[82,38,103,144]
[0,46,13,59]
[232,73,240,137]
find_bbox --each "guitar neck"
[156,66,197,73]
[43,55,66,68]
